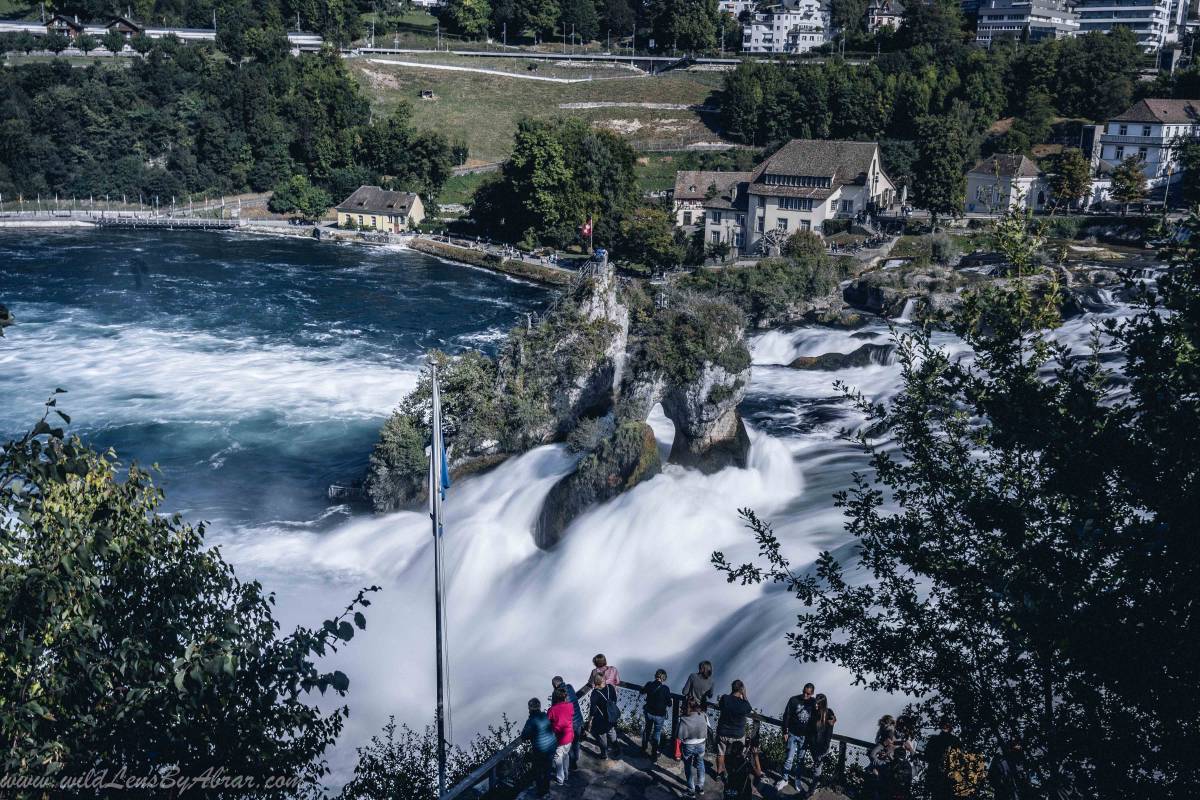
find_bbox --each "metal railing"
[441,679,877,800]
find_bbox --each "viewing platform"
[446,681,871,800]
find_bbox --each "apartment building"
[1099,98,1200,184]
[975,0,1079,45]
[742,0,829,54]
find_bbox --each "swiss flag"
[580,217,593,237]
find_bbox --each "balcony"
[1100,134,1166,145]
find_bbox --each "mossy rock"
[535,421,661,549]
[789,343,895,371]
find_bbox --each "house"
[700,177,752,254]
[742,0,828,54]
[672,170,752,228]
[45,14,84,38]
[673,140,897,256]
[717,0,758,17]
[1099,98,1200,185]
[106,16,143,37]
[965,154,1048,214]
[866,0,904,32]
[743,140,896,252]
[335,186,425,232]
[1075,0,1184,51]
[975,0,1078,46]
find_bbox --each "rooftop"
[748,140,881,197]
[335,185,420,215]
[1111,99,1200,125]
[673,171,753,203]
[967,154,1042,179]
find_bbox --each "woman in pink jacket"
[547,686,576,786]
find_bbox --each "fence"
[442,680,878,800]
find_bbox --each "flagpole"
[430,362,448,797]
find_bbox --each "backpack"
[945,746,988,798]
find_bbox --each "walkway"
[539,733,851,800]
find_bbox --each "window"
[1115,146,1125,160]
[1138,147,1148,161]
[756,217,765,232]
[371,216,377,227]
[734,232,745,248]
[683,211,693,225]
[358,215,364,225]
[779,197,813,211]
[841,199,855,213]
[776,218,788,231]
[711,230,721,244]
[1118,124,1128,136]
[709,211,722,223]
[799,220,811,231]
[1142,125,1152,137]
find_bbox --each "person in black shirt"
[776,682,816,790]
[716,680,753,780]
[640,669,672,760]
[923,717,962,800]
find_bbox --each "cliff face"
[366,258,752,547]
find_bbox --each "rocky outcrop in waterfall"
[788,343,895,371]
[0,304,13,336]
[365,259,752,547]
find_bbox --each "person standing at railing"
[551,676,584,770]
[587,653,620,688]
[923,717,962,800]
[866,732,896,800]
[521,698,558,797]
[548,687,575,787]
[802,693,837,798]
[587,672,620,760]
[678,697,709,797]
[715,679,753,781]
[639,669,672,760]
[682,660,715,709]
[776,682,816,791]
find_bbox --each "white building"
[866,0,905,32]
[717,0,758,17]
[975,0,1078,45]
[965,154,1049,214]
[1075,0,1183,51]
[1099,98,1200,185]
[674,140,897,256]
[742,0,829,54]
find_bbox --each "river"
[0,229,1140,786]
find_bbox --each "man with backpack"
[521,698,558,797]
[924,716,962,800]
[989,736,1034,800]
[640,669,672,760]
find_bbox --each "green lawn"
[351,56,725,163]
[439,171,491,205]
[633,150,758,193]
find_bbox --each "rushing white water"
[0,230,1157,788]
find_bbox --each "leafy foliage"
[713,209,1200,799]
[0,40,450,204]
[471,118,637,248]
[1110,155,1148,210]
[614,205,683,274]
[0,400,376,793]
[682,252,840,327]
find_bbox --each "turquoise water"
[0,229,549,526]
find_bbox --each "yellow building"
[335,186,425,233]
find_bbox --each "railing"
[441,679,878,800]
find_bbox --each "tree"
[444,0,493,37]
[602,0,635,38]
[1049,148,1091,212]
[559,0,599,42]
[43,31,71,55]
[270,174,332,220]
[129,33,153,55]
[1,400,376,792]
[1171,134,1200,206]
[1110,155,1147,214]
[781,229,825,261]
[714,210,1200,799]
[830,0,869,37]
[515,0,561,38]
[614,205,682,273]
[102,29,127,55]
[912,113,969,225]
[650,0,719,52]
[75,32,98,54]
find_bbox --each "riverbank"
[406,238,573,286]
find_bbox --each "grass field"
[439,172,492,205]
[350,55,727,163]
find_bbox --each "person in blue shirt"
[521,698,557,796]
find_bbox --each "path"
[367,58,645,83]
[530,732,851,800]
